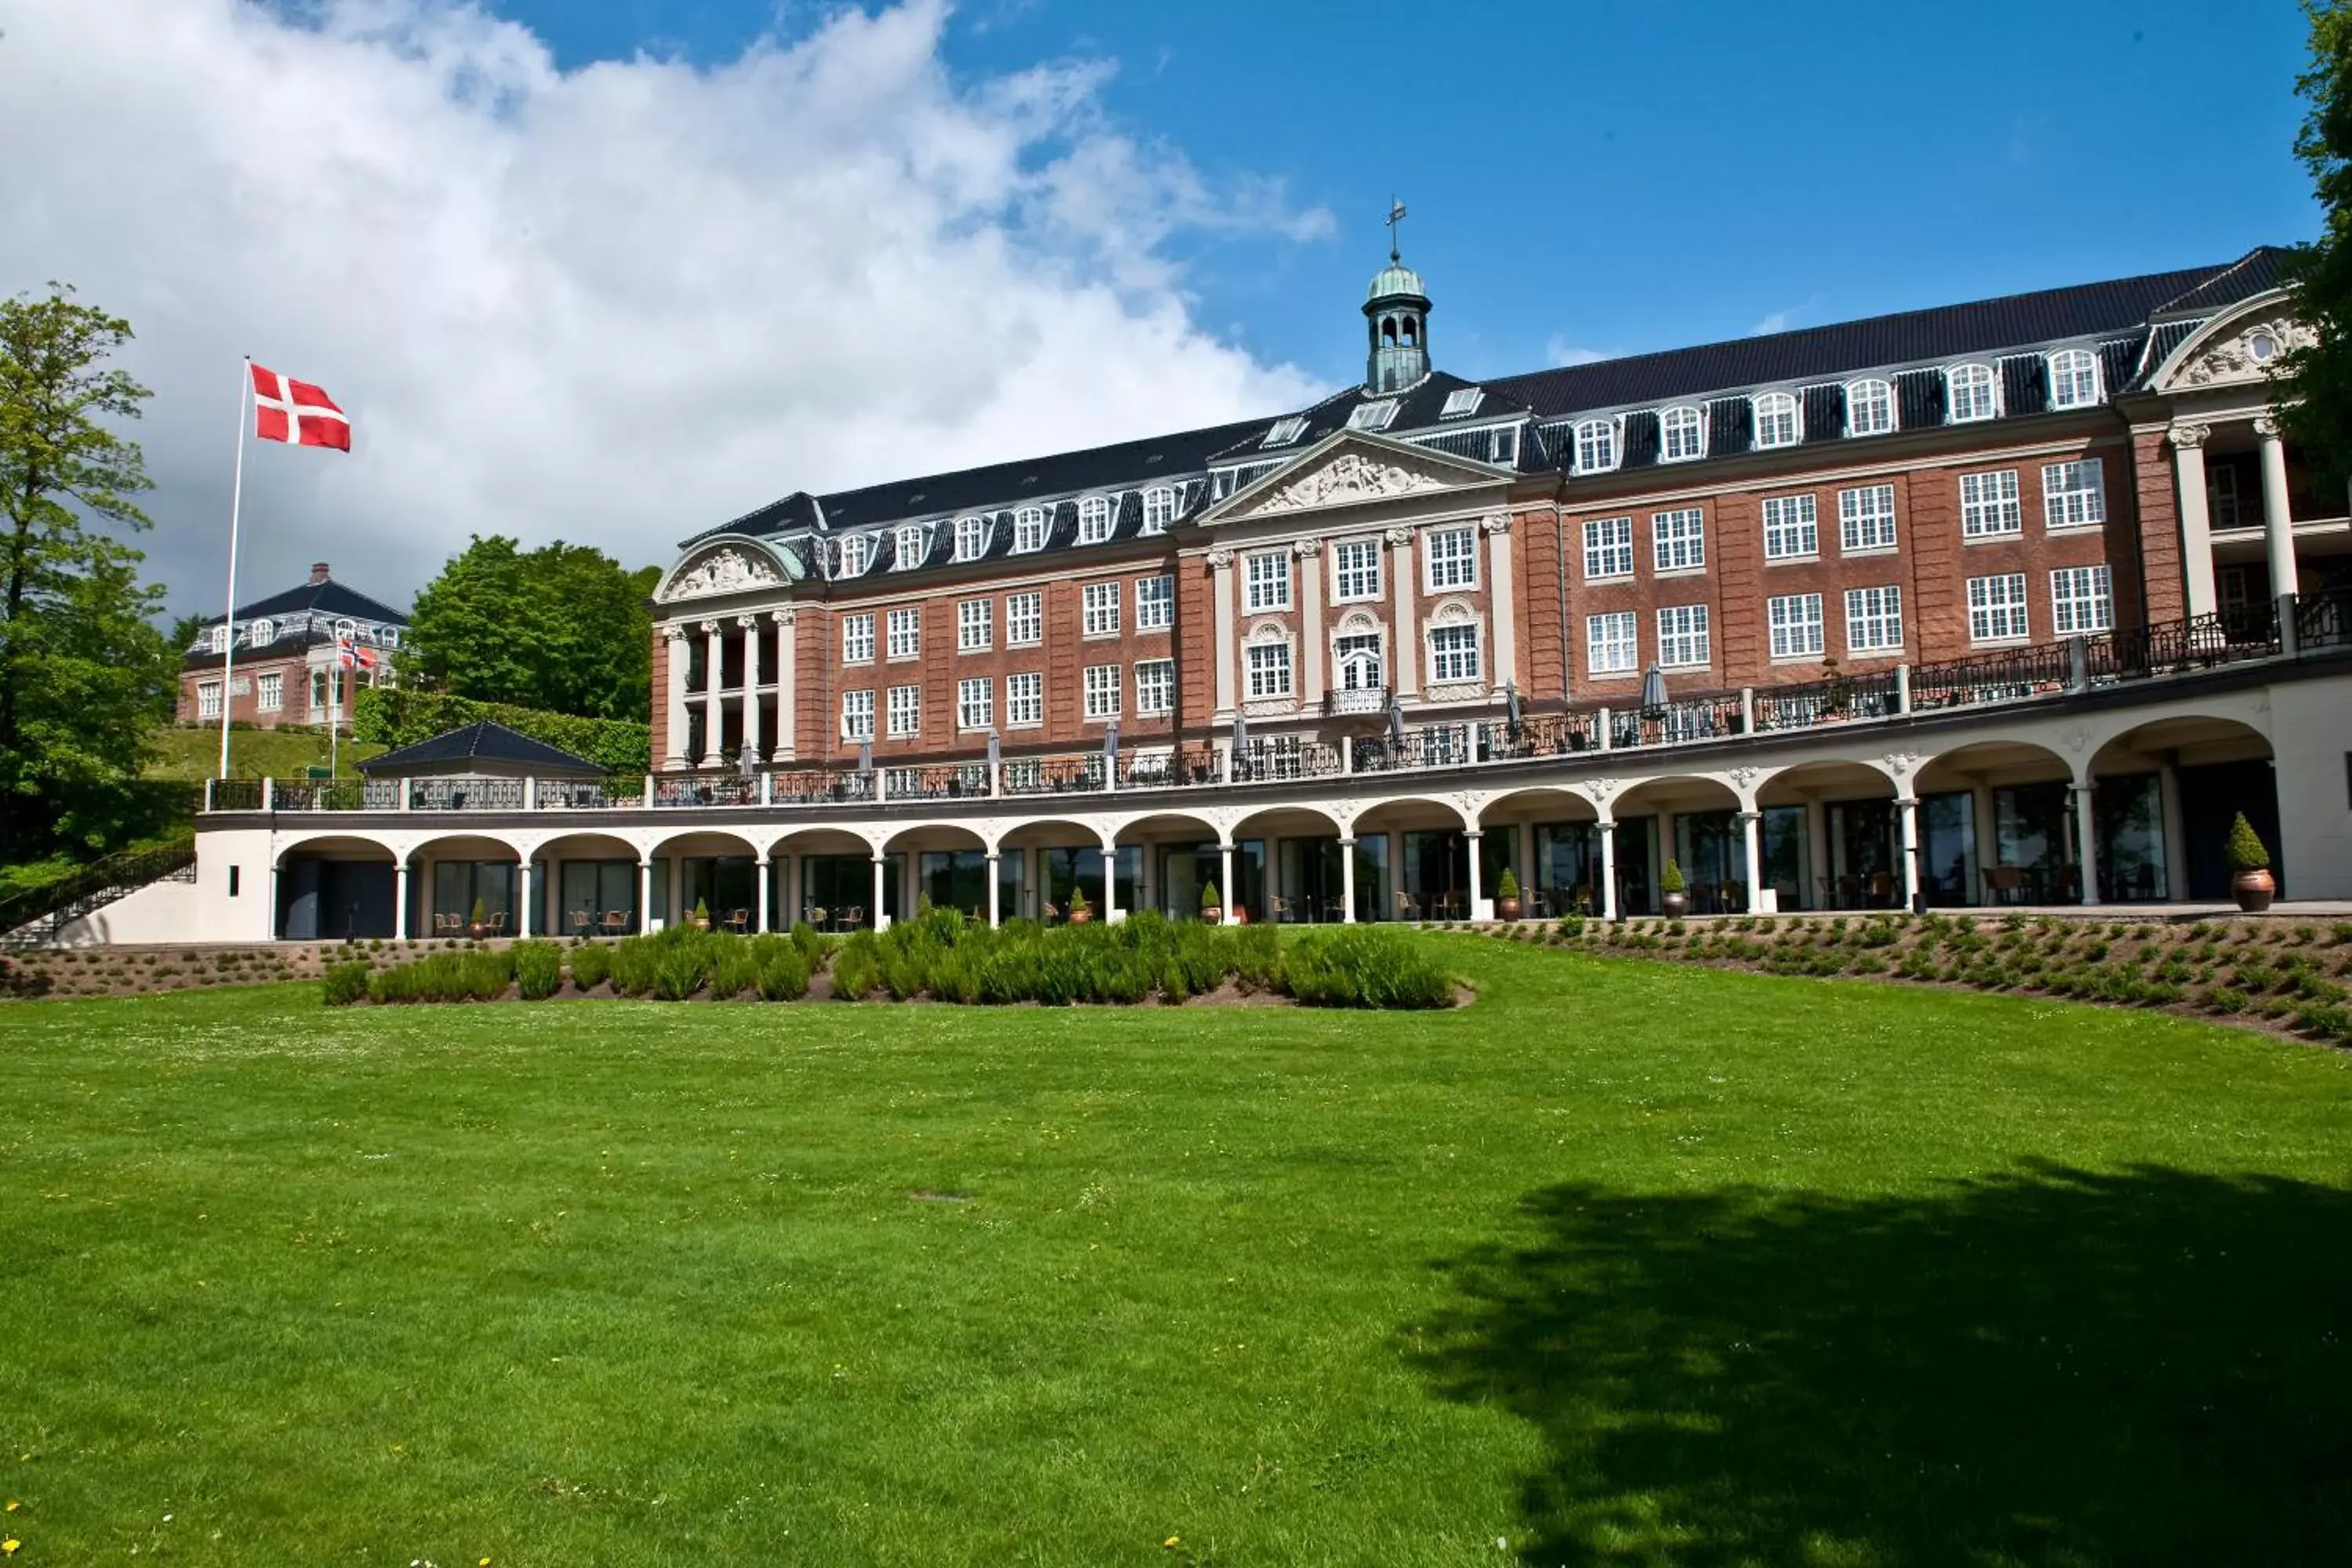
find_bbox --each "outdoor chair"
[1394,890,1421,921]
[1271,894,1296,923]
[724,908,749,935]
[843,905,866,930]
[1570,882,1594,916]
[569,910,591,937]
[601,909,627,935]
[1983,866,2025,905]
[808,906,829,931]
[1867,871,1895,908]
[1040,902,1060,924]
[487,911,507,935]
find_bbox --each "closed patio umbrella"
[1230,710,1250,781]
[1385,688,1406,748]
[986,729,1000,775]
[857,740,873,775]
[1639,662,1669,715]
[1102,720,1120,783]
[737,740,757,779]
[1504,679,1523,739]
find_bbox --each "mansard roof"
[211,576,409,628]
[357,720,602,776]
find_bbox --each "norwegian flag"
[250,363,350,451]
[336,637,379,670]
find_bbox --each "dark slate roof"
[2153,245,2290,317]
[1204,372,1530,465]
[211,576,408,627]
[356,720,602,775]
[1485,257,2253,419]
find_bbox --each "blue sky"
[489,0,2321,386]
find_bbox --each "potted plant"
[468,896,488,938]
[1660,858,1689,919]
[692,897,712,931]
[1494,867,1522,922]
[1199,880,1222,925]
[1069,886,1094,925]
[2226,812,2275,913]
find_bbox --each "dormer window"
[1846,379,1896,437]
[382,628,401,649]
[1440,387,1484,419]
[894,523,927,567]
[1660,406,1704,463]
[1262,416,1308,447]
[1142,486,1177,535]
[1573,419,1619,474]
[249,617,273,645]
[1754,391,1800,448]
[1077,495,1112,543]
[1947,364,1997,423]
[2047,348,2101,409]
[838,534,874,575]
[1348,400,1398,432]
[953,515,988,562]
[333,618,356,643]
[1013,506,1046,553]
[209,624,229,654]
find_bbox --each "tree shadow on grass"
[1414,1164,2352,1566]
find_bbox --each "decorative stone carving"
[1293,537,1323,557]
[1240,699,1300,719]
[2253,413,2282,439]
[660,546,782,601]
[2173,314,2315,390]
[697,619,720,635]
[1479,513,1512,535]
[771,607,797,626]
[662,622,690,641]
[1207,549,1235,570]
[1425,681,1488,704]
[1878,750,1922,780]
[1384,526,1415,546]
[1726,765,1761,794]
[2169,422,2212,451]
[1254,452,1451,514]
[735,614,760,630]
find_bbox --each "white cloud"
[1544,338,1617,368]
[1750,310,1794,336]
[0,0,1331,612]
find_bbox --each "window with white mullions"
[2042,459,2106,530]
[1767,593,1824,659]
[1424,527,1477,590]
[957,598,992,652]
[1754,390,1800,448]
[2047,348,2102,409]
[1846,379,1895,436]
[887,684,921,737]
[957,677,992,731]
[1333,539,1381,601]
[838,534,874,575]
[843,613,875,664]
[1134,659,1174,716]
[1082,581,1120,637]
[1083,662,1123,719]
[1142,487,1177,535]
[894,523,927,566]
[1960,470,2022,538]
[1652,508,1705,572]
[1574,419,1618,474]
[1007,591,1042,647]
[2050,565,2113,634]
[1077,496,1112,543]
[1947,363,1998,422]
[1966,572,2031,642]
[1837,484,1897,552]
[1761,493,1817,560]
[1844,586,1903,653]
[1655,604,1710,668]
[1584,517,1633,579]
[1584,611,1638,676]
[1660,406,1704,462]
[1335,632,1382,691]
[953,515,989,561]
[842,689,876,740]
[1136,575,1174,631]
[1245,641,1292,699]
[1428,622,1481,683]
[1013,507,1047,553]
[886,606,920,659]
[1007,671,1043,727]
[1245,552,1290,612]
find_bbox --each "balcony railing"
[206,602,2349,818]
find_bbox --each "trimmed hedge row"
[352,688,650,775]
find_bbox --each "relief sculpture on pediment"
[1253,452,1451,514]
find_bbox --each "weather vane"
[1387,197,1407,262]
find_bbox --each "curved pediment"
[1212,432,1506,524]
[655,538,797,602]
[2151,290,2313,396]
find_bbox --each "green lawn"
[4,942,2349,1566]
[143,724,383,782]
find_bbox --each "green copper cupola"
[1363,203,1431,394]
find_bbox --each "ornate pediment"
[2158,309,2315,394]
[1240,448,1459,516]
[659,545,783,602]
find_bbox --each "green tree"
[0,284,173,860]
[2278,2,2352,492]
[403,535,654,720]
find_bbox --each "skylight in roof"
[1347,400,1398,432]
[1262,416,1308,448]
[1440,387,1484,419]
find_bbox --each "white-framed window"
[1659,405,1704,462]
[256,671,282,711]
[1142,487,1177,535]
[333,618,356,644]
[1135,658,1175,716]
[1767,593,1825,659]
[2051,565,2114,634]
[1007,591,1042,647]
[1245,551,1290,612]
[209,624,229,655]
[1846,379,1896,437]
[1966,572,2031,642]
[1754,390,1800,448]
[310,668,331,711]
[953,515,988,561]
[1333,538,1381,601]
[837,533,874,576]
[1007,671,1044,728]
[842,612,875,664]
[1245,641,1292,699]
[842,688,876,740]
[1584,517,1633,579]
[1428,622,1481,683]
[2042,459,2107,530]
[1078,495,1112,543]
[1656,604,1710,667]
[1083,662,1122,719]
[1845,586,1904,653]
[1960,470,2023,538]
[886,606,920,660]
[1838,483,1898,553]
[1335,632,1383,691]
[1136,575,1174,631]
[957,597,992,652]
[381,627,400,649]
[1013,506,1047,553]
[1652,507,1705,572]
[197,681,223,719]
[1348,400,1398,432]
[1585,611,1639,676]
[1442,387,1485,418]
[1762,493,1818,560]
[887,684,921,738]
[894,522,927,567]
[1083,580,1121,637]
[1947,363,1998,422]
[1263,415,1308,447]
[1574,418,1618,474]
[1425,526,1478,590]
[2048,348,2101,409]
[249,617,273,645]
[2210,464,2243,528]
[956,676,992,731]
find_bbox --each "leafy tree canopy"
[403,535,655,721]
[2279,2,2352,491]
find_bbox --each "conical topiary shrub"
[2226,812,2270,871]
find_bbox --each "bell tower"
[1363,199,1430,394]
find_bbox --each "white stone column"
[773,608,797,762]
[1388,526,1419,698]
[1971,785,1999,909]
[1740,810,1763,913]
[1219,841,1236,927]
[662,623,691,767]
[1296,538,1325,709]
[985,853,1001,927]
[1806,797,1831,910]
[700,619,724,767]
[1465,829,1488,921]
[1597,819,1618,920]
[2254,414,2300,601]
[755,857,770,934]
[871,855,887,931]
[1483,514,1517,688]
[738,615,762,767]
[2158,764,2187,902]
[637,859,652,934]
[1209,550,1238,717]
[2170,424,2218,620]
[1339,836,1358,924]
[394,862,410,941]
[517,861,533,937]
[1897,796,1921,911]
[1102,838,1119,924]
[2072,782,2101,907]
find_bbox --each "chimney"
[309,561,331,585]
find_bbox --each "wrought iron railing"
[655,775,757,808]
[2296,585,2352,650]
[1000,755,1108,796]
[1752,669,1899,732]
[208,779,263,811]
[1120,745,1221,789]
[270,779,373,811]
[407,778,521,812]
[884,762,993,800]
[537,776,645,810]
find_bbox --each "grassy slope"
[2,941,2348,1566]
[143,725,383,782]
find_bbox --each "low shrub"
[513,941,564,1000]
[1284,925,1454,1009]
[710,942,759,1000]
[608,936,658,996]
[568,942,612,990]
[321,960,370,1007]
[1555,914,1585,938]
[754,941,811,1001]
[367,949,513,1004]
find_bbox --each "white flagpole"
[216,357,251,781]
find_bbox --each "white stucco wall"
[53,877,204,946]
[2270,681,2351,899]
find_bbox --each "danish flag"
[250,363,350,451]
